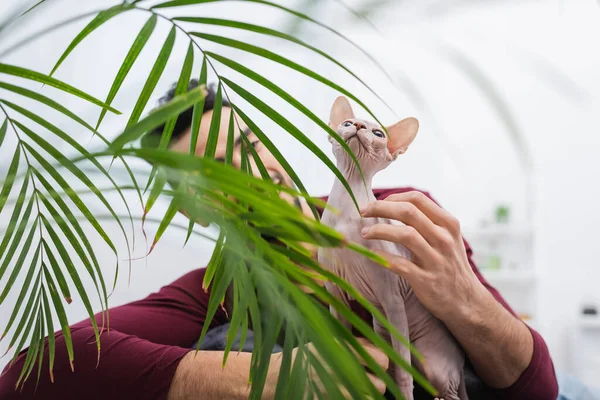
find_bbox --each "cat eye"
[373,129,385,138]
[342,121,353,127]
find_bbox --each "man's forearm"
[168,350,278,400]
[443,282,534,388]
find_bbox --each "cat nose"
[353,121,366,130]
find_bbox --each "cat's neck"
[327,170,376,219]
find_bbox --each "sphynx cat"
[318,97,467,400]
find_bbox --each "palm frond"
[50,4,135,77]
[0,1,440,397]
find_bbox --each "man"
[0,82,558,399]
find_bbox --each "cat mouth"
[345,130,367,148]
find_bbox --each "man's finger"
[355,337,389,370]
[384,191,461,235]
[361,224,436,264]
[374,249,429,282]
[360,200,443,245]
[367,374,387,394]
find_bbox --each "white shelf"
[464,225,533,241]
[579,316,600,330]
[480,269,537,285]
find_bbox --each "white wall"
[1,0,600,381]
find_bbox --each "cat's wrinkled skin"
[318,97,468,400]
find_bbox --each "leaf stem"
[0,103,44,241]
[136,6,239,104]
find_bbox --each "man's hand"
[359,190,534,388]
[169,338,389,399]
[360,190,482,321]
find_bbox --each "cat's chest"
[319,211,413,300]
[323,212,408,255]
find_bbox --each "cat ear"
[387,117,419,159]
[329,96,355,128]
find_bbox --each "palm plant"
[0,0,436,398]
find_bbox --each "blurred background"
[1,0,600,393]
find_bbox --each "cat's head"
[328,96,419,176]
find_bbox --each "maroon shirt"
[0,187,558,399]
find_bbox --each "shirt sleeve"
[0,268,229,400]
[372,187,558,400]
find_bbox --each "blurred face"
[169,106,315,220]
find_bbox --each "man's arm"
[362,188,558,399]
[168,351,270,400]
[442,277,533,386]
[168,339,389,400]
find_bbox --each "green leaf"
[22,143,119,277]
[0,190,34,282]
[224,79,360,211]
[7,292,40,371]
[189,57,208,156]
[15,304,42,388]
[0,144,21,215]
[231,106,318,219]
[0,119,7,147]
[155,0,397,85]
[143,168,167,221]
[17,124,130,287]
[0,97,139,227]
[35,306,46,385]
[41,239,72,304]
[202,231,225,292]
[222,274,249,365]
[203,84,222,159]
[32,170,108,315]
[273,320,296,398]
[42,263,74,372]
[50,3,134,76]
[175,17,392,111]
[151,0,218,8]
[96,14,158,129]
[225,108,235,166]
[160,41,195,151]
[20,0,46,18]
[0,83,142,219]
[0,253,41,342]
[0,173,33,266]
[40,215,101,359]
[208,52,366,187]
[126,26,176,127]
[280,257,435,395]
[0,82,95,131]
[148,197,179,253]
[0,219,39,304]
[41,288,56,382]
[0,64,120,113]
[197,245,235,350]
[245,0,395,84]
[5,284,40,363]
[191,32,383,126]
[249,313,282,399]
[2,99,136,252]
[144,40,195,195]
[117,85,205,150]
[239,133,250,176]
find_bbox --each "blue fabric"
[196,327,600,400]
[192,322,283,353]
[557,372,600,400]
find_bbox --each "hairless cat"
[318,97,468,400]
